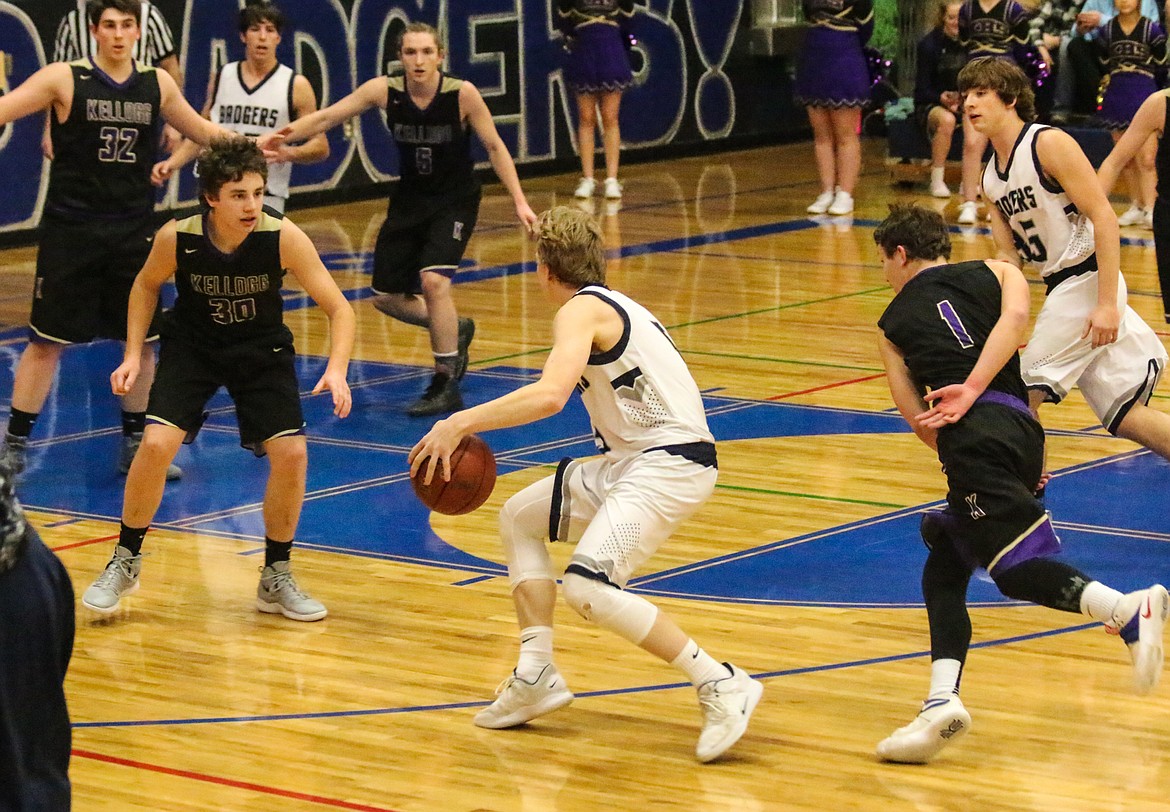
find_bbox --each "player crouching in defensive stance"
[409,206,762,762]
[81,137,355,621]
[874,204,1167,764]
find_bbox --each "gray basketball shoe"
[256,561,327,621]
[82,545,142,614]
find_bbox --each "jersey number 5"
[1010,218,1047,263]
[415,146,433,175]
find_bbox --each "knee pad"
[561,572,657,645]
[500,485,555,587]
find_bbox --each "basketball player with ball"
[409,206,762,763]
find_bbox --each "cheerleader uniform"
[557,0,635,93]
[794,0,874,109]
[1096,16,1166,130]
[958,0,1033,62]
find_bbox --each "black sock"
[119,522,149,556]
[121,411,146,436]
[7,408,38,439]
[265,537,292,568]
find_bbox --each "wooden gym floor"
[1,139,1168,810]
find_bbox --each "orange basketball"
[411,434,497,515]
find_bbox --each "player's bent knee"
[561,572,657,645]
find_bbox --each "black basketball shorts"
[936,402,1047,567]
[372,192,481,295]
[30,214,161,344]
[147,337,305,451]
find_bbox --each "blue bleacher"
[887,116,1113,168]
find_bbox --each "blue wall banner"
[0,0,800,239]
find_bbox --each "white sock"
[931,166,946,185]
[927,658,963,701]
[1079,581,1124,624]
[515,626,553,681]
[671,639,730,686]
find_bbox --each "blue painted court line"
[452,574,497,586]
[70,621,1097,730]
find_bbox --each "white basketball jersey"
[575,286,714,459]
[981,123,1096,279]
[210,62,295,199]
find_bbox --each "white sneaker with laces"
[807,190,835,214]
[1108,584,1168,695]
[877,695,971,763]
[827,190,854,215]
[695,663,763,763]
[957,201,979,225]
[930,178,952,198]
[256,561,327,621]
[1117,204,1145,226]
[1144,208,1154,229]
[603,177,622,199]
[474,664,574,729]
[82,545,142,614]
[574,177,596,198]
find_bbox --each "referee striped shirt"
[52,0,177,65]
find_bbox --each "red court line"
[52,533,118,552]
[72,749,400,811]
[766,372,887,401]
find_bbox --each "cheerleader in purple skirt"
[1096,0,1167,227]
[557,0,635,200]
[795,0,874,216]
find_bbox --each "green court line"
[715,482,904,509]
[472,286,891,369]
[667,286,890,330]
[684,349,883,373]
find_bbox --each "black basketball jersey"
[878,260,1028,402]
[1156,92,1170,202]
[165,211,291,348]
[385,74,479,197]
[47,60,162,218]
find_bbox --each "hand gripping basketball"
[411,434,497,515]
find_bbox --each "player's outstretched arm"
[918,261,1031,428]
[283,75,330,165]
[259,77,386,158]
[1100,91,1166,195]
[409,295,601,483]
[1037,126,1121,347]
[157,69,231,146]
[112,223,178,396]
[280,220,354,418]
[154,73,217,184]
[461,81,538,229]
[0,63,71,126]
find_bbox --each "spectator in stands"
[916,1,967,198]
[1096,0,1166,227]
[795,0,874,217]
[1054,0,1163,120]
[48,0,183,155]
[955,1,1035,224]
